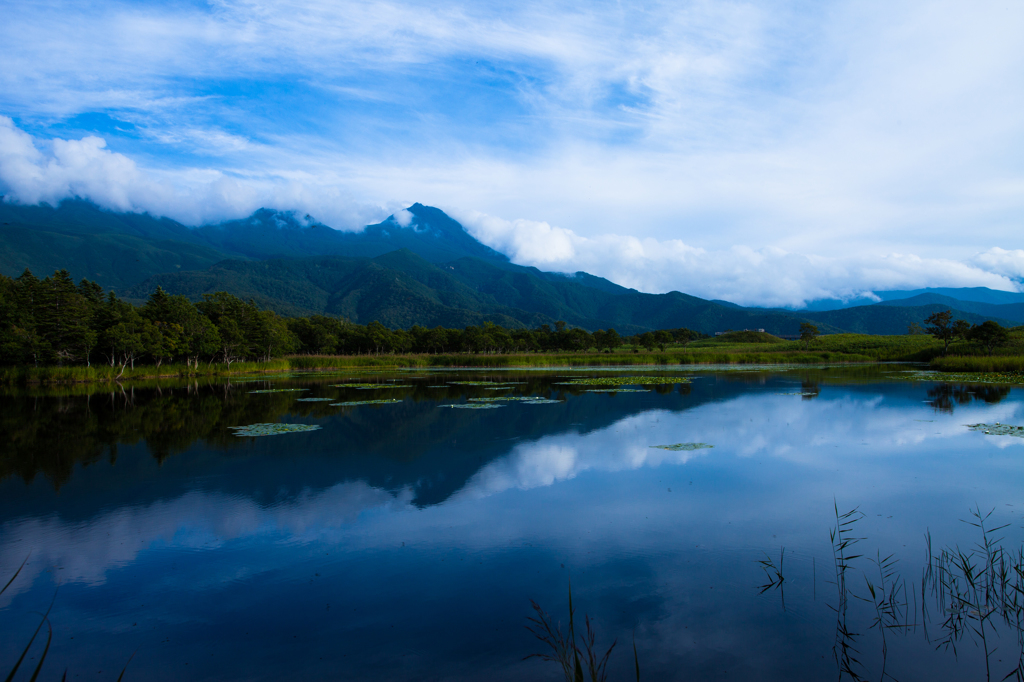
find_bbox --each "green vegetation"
[649,443,713,451]
[329,399,402,406]
[966,422,1024,436]
[228,423,323,437]
[715,330,784,343]
[6,269,1024,386]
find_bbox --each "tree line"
[0,269,705,371]
[923,310,1013,355]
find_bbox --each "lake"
[2,366,1023,681]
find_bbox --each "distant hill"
[873,294,1024,324]
[798,287,1024,312]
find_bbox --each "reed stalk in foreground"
[526,579,637,682]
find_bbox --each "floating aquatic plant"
[447,381,524,386]
[330,383,410,389]
[555,376,690,386]
[895,370,1024,385]
[330,399,402,406]
[582,388,649,393]
[966,422,1024,437]
[228,423,322,437]
[650,443,713,451]
[469,396,539,402]
[295,397,335,402]
[356,384,412,389]
[520,398,562,404]
[248,388,310,394]
[440,403,504,409]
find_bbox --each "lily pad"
[555,376,690,386]
[229,423,322,437]
[582,388,650,393]
[295,397,335,402]
[331,383,410,389]
[439,403,504,409]
[966,423,1024,437]
[520,398,563,404]
[650,443,714,451]
[447,381,524,386]
[248,388,310,394]
[330,399,402,406]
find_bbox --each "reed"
[0,360,290,386]
[526,580,638,682]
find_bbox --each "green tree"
[924,310,956,355]
[968,320,1010,356]
[654,330,672,351]
[35,270,96,365]
[799,322,819,350]
[639,332,656,351]
[603,328,621,351]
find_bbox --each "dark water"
[2,367,1023,681]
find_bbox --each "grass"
[931,355,1024,372]
[0,360,290,386]
[6,331,1024,385]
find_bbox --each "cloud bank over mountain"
[1,0,1022,306]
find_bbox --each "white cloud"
[0,116,389,229]
[452,208,1023,306]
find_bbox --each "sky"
[0,0,1022,306]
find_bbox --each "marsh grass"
[526,581,637,682]
[925,506,1024,682]
[0,360,289,386]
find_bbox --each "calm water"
[2,366,1024,681]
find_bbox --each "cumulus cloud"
[452,209,1023,307]
[0,116,390,229]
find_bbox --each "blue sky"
[1,0,1023,305]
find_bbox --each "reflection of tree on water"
[927,383,1010,413]
[801,381,820,400]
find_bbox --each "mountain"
[190,203,512,264]
[4,198,1020,335]
[126,248,1013,335]
[0,200,515,291]
[0,199,232,290]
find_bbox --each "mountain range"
[1,199,1020,335]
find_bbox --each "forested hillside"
[0,268,700,370]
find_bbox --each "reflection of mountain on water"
[0,370,939,518]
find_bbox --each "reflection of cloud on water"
[3,388,1022,603]
[455,390,1024,500]
[454,421,711,500]
[0,481,414,602]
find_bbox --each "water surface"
[2,367,1023,681]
